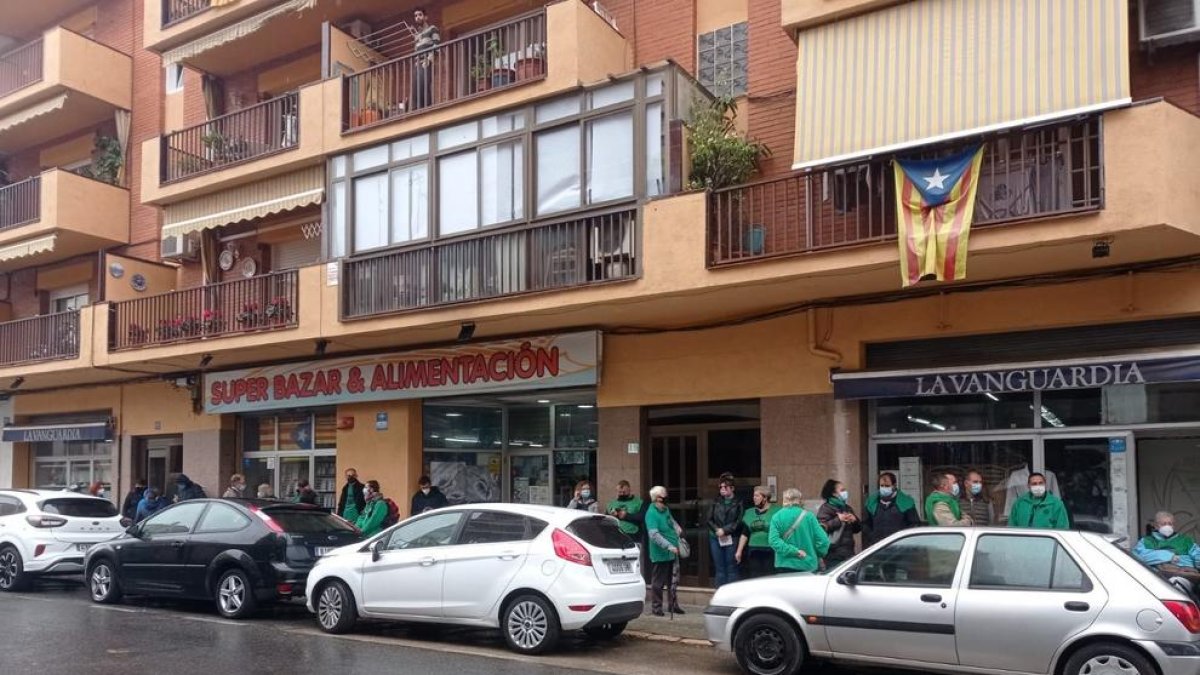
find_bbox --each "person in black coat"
[121,479,146,521]
[411,475,450,514]
[337,468,367,521]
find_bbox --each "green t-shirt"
[741,504,780,549]
[644,503,680,563]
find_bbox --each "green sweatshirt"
[1008,492,1070,530]
[644,503,680,563]
[768,505,830,572]
[355,497,388,537]
[606,496,644,536]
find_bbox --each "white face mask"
[1159,525,1175,538]
[1030,485,1047,497]
[950,483,961,497]
[837,490,850,502]
[878,486,894,498]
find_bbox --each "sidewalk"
[626,604,711,646]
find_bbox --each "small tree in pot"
[686,95,770,190]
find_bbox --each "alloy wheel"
[746,625,787,671]
[506,600,549,651]
[218,574,246,614]
[90,564,112,601]
[0,550,17,590]
[318,585,343,630]
[1080,655,1142,675]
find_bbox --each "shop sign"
[832,354,1200,400]
[1,421,112,443]
[204,332,600,414]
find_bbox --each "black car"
[84,498,362,619]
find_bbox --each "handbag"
[670,514,690,559]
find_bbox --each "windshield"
[267,509,359,534]
[39,498,119,518]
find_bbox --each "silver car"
[705,527,1200,675]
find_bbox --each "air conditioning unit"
[1140,0,1200,46]
[161,233,200,261]
[340,19,372,39]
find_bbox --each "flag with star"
[893,145,985,287]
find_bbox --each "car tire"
[214,568,257,619]
[1063,642,1157,675]
[0,545,29,592]
[502,594,560,655]
[315,579,357,634]
[734,613,805,675]
[88,559,122,604]
[582,621,627,640]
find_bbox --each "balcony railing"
[342,207,638,319]
[708,118,1103,266]
[109,270,299,350]
[0,311,80,366]
[161,92,299,183]
[0,176,41,231]
[343,10,547,131]
[163,0,212,27]
[0,39,44,99]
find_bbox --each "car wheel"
[502,594,560,655]
[0,545,29,592]
[315,580,357,634]
[214,568,257,619]
[1064,643,1156,675]
[734,613,805,675]
[88,560,122,604]
[582,621,627,640]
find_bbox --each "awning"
[162,166,324,239]
[162,0,317,66]
[792,0,1130,169]
[3,421,112,443]
[0,94,68,134]
[0,234,55,262]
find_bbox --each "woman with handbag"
[817,478,862,567]
[769,488,830,574]
[645,485,687,616]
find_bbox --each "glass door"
[242,457,276,498]
[277,455,310,501]
[1043,434,1129,537]
[649,433,703,585]
[314,455,338,510]
[509,452,552,505]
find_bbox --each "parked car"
[85,498,363,618]
[305,504,645,654]
[705,527,1200,675]
[0,489,126,592]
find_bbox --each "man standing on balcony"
[411,7,440,111]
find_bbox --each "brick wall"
[183,67,207,126]
[600,0,696,72]
[1131,43,1200,117]
[94,0,134,54]
[746,0,796,179]
[126,0,164,262]
[9,270,41,318]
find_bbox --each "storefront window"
[876,440,1035,522]
[31,424,114,496]
[1040,389,1101,427]
[874,393,1035,434]
[554,404,597,449]
[423,406,503,449]
[240,411,337,509]
[425,451,503,503]
[509,406,551,448]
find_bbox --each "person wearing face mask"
[645,486,685,616]
[863,472,920,547]
[222,473,246,499]
[816,479,862,567]
[1135,512,1200,571]
[1008,472,1070,529]
[355,480,388,537]
[925,473,974,527]
[606,480,645,537]
[567,480,599,513]
[736,486,780,578]
[411,475,449,514]
[959,470,994,527]
[337,468,366,523]
[705,475,745,587]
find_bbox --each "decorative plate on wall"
[240,257,258,278]
[218,249,236,271]
[131,274,147,292]
[109,262,125,279]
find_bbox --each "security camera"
[1091,239,1111,259]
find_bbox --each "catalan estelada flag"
[893,145,985,287]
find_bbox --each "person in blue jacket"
[134,487,169,522]
[1135,512,1200,570]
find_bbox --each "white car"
[0,489,126,591]
[305,503,645,654]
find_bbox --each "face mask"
[969,483,983,496]
[1030,486,1047,497]
[950,483,961,497]
[347,476,356,483]
[421,487,430,495]
[617,494,631,500]
[581,490,592,500]
[364,488,374,499]
[1160,526,1176,538]
[878,486,894,498]
[838,490,850,502]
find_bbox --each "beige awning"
[162,0,317,66]
[162,166,324,239]
[0,94,68,134]
[0,234,55,262]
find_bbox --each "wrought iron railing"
[342,207,637,318]
[109,270,299,350]
[163,0,212,26]
[0,38,44,99]
[161,92,300,182]
[343,10,547,131]
[0,311,80,366]
[0,176,41,231]
[708,118,1103,265]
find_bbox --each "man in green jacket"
[925,473,973,527]
[1008,473,1070,530]
[768,488,830,573]
[606,480,645,537]
[355,480,388,537]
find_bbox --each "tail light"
[34,544,46,557]
[552,529,592,567]
[1163,600,1200,634]
[26,515,66,528]
[247,505,286,534]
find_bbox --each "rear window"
[567,515,635,550]
[39,498,118,518]
[267,509,358,534]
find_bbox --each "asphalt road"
[0,580,899,675]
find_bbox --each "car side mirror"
[837,569,859,586]
[371,539,383,562]
[126,524,142,538]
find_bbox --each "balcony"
[0,311,80,367]
[163,0,212,27]
[0,28,132,154]
[162,91,300,183]
[0,170,130,270]
[341,207,638,319]
[108,270,300,351]
[4,2,97,38]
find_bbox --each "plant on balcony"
[202,131,249,163]
[236,301,263,327]
[201,309,225,333]
[82,136,124,186]
[155,315,203,341]
[264,296,293,324]
[127,323,149,345]
[470,37,515,92]
[686,95,770,190]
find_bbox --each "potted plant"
[237,301,262,327]
[264,296,293,324]
[357,75,384,125]
[514,43,545,81]
[83,136,123,185]
[470,37,515,92]
[201,309,225,333]
[127,323,148,345]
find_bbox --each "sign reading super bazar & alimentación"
[204,332,599,414]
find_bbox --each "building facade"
[2,0,1200,587]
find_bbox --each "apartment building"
[2,0,1200,586]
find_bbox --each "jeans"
[709,535,739,587]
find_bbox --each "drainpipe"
[807,308,842,363]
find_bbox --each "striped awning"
[162,0,317,66]
[162,166,324,238]
[0,234,55,262]
[792,0,1130,169]
[0,94,68,134]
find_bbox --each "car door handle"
[171,541,186,548]
[418,556,436,567]
[1064,601,1090,612]
[920,594,942,603]
[497,551,519,560]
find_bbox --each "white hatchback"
[0,489,126,591]
[305,503,645,654]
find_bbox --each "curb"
[625,629,713,648]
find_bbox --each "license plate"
[75,543,93,553]
[606,560,632,574]
[314,546,333,557]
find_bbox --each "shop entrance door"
[1042,433,1131,539]
[508,452,553,505]
[649,433,704,586]
[142,436,183,498]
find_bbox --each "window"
[0,497,24,517]
[196,503,251,533]
[353,173,389,252]
[587,112,633,203]
[439,151,479,234]
[970,535,1089,591]
[390,164,429,242]
[536,125,581,215]
[268,509,359,534]
[384,511,463,550]
[567,515,632,549]
[141,502,207,537]
[646,102,665,196]
[857,533,964,587]
[50,284,89,313]
[39,498,118,518]
[459,510,535,544]
[698,22,749,97]
[480,140,524,225]
[165,64,185,94]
